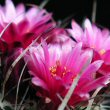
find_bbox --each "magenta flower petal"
[67,20,83,42]
[16,4,25,15]
[84,18,93,36]
[82,60,103,80]
[5,0,16,20]
[74,49,93,74]
[32,77,49,91]
[102,50,110,65]
[80,75,110,93]
[65,42,82,70]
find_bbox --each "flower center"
[49,60,71,77]
[49,60,60,76]
[49,66,57,76]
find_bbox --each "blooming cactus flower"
[25,41,109,106]
[68,18,110,75]
[0,0,55,53]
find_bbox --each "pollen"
[49,61,71,77]
[49,60,60,76]
[99,49,105,55]
[49,66,57,74]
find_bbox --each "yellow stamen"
[99,49,105,55]
[49,66,56,74]
[49,60,60,77]
[49,61,71,77]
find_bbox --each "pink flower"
[68,18,110,75]
[25,41,109,106]
[0,0,55,53]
